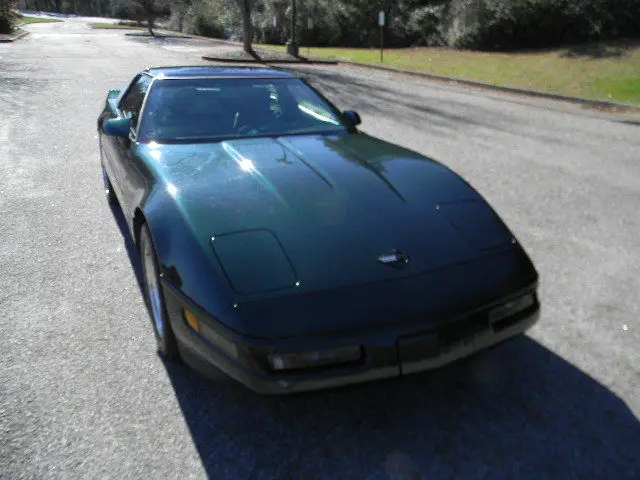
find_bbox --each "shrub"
[446,0,640,50]
[402,4,448,46]
[180,0,232,39]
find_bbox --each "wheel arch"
[133,208,147,248]
[132,197,237,321]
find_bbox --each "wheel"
[140,223,179,360]
[101,163,117,205]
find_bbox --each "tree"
[0,0,15,34]
[233,0,254,52]
[113,0,162,36]
[140,0,156,35]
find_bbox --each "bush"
[402,4,448,46]
[111,0,146,23]
[180,0,233,39]
[161,0,640,50]
[446,0,640,50]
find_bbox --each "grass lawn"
[17,16,62,25]
[89,22,144,30]
[264,41,640,105]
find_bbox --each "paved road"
[1,19,639,480]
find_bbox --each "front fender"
[141,191,236,320]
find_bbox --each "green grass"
[262,42,640,105]
[17,16,62,25]
[89,22,144,30]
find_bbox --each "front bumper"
[162,281,540,395]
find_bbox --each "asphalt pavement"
[0,18,639,479]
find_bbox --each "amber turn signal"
[183,308,200,333]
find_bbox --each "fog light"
[268,346,362,372]
[489,293,535,323]
[183,308,200,333]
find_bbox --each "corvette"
[98,66,540,394]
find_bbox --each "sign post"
[378,11,385,63]
[307,17,313,56]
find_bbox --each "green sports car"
[98,66,539,394]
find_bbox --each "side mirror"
[103,117,132,137]
[343,110,362,127]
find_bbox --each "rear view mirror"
[343,110,362,126]
[103,117,132,137]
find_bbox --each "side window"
[119,75,152,130]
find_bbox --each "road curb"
[125,32,192,39]
[202,55,338,65]
[0,29,29,43]
[334,59,640,112]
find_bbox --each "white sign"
[378,11,385,26]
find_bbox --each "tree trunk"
[290,0,296,44]
[147,2,154,36]
[241,0,253,53]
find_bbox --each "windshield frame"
[136,76,355,144]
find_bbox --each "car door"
[111,74,153,216]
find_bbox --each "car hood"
[139,133,514,297]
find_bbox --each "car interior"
[139,79,345,142]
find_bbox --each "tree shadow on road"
[108,200,640,480]
[288,65,632,149]
[289,65,513,139]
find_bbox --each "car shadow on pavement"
[108,200,144,292]
[108,200,640,480]
[163,338,640,480]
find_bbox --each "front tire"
[140,223,179,360]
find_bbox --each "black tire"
[101,163,118,205]
[140,223,180,360]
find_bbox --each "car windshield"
[137,77,348,143]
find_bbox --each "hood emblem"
[377,249,410,268]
